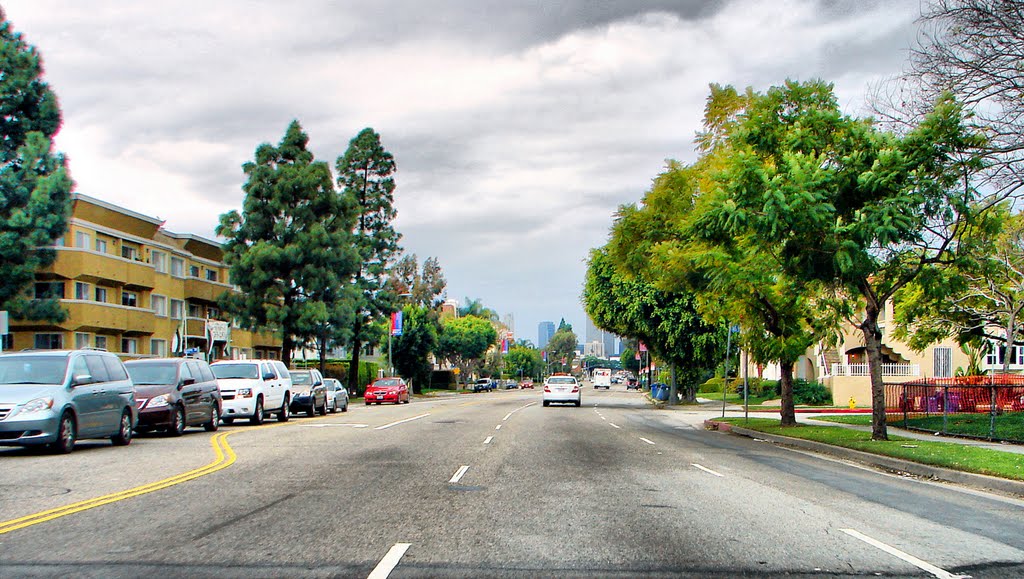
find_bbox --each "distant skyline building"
[538,321,555,350]
[586,315,618,358]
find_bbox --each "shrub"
[699,377,724,393]
[792,379,831,405]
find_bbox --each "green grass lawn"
[815,413,1024,442]
[718,417,1024,481]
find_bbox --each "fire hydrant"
[848,396,856,409]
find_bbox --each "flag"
[390,311,403,336]
[501,339,509,354]
[542,350,547,362]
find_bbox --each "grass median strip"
[717,417,1024,481]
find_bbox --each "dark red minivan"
[125,358,222,436]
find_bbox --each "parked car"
[473,378,491,393]
[365,377,410,404]
[520,378,534,389]
[0,349,136,453]
[211,359,292,425]
[543,373,581,407]
[505,379,518,389]
[288,369,327,417]
[625,376,640,390]
[324,378,348,413]
[125,358,221,436]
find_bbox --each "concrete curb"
[705,420,1024,498]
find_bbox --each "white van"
[211,359,292,425]
[593,368,612,389]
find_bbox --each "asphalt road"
[0,384,1022,578]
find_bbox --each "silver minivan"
[0,349,137,453]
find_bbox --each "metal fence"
[884,375,1024,443]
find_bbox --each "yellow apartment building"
[4,193,282,360]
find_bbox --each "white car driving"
[543,374,581,407]
[211,359,292,425]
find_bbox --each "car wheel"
[307,403,317,417]
[50,411,76,454]
[319,400,328,415]
[168,405,186,437]
[205,404,220,432]
[250,397,265,426]
[278,396,290,422]
[111,410,133,446]
[223,417,234,425]
[575,400,582,407]
[341,401,348,413]
[543,401,550,407]
[329,399,338,414]
[365,400,370,405]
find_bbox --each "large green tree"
[702,80,984,439]
[0,11,73,323]
[218,121,355,368]
[387,304,439,394]
[337,128,402,389]
[545,328,578,373]
[437,316,497,384]
[505,345,543,380]
[387,254,447,309]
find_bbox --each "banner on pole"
[390,311,403,336]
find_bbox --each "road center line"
[639,437,656,445]
[374,413,430,430]
[484,436,493,444]
[367,542,412,579]
[495,424,501,430]
[600,416,607,421]
[449,465,470,484]
[609,423,621,429]
[503,401,535,421]
[840,529,968,579]
[691,463,724,477]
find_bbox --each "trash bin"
[652,383,669,401]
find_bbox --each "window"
[1,334,12,350]
[205,269,218,282]
[170,299,184,320]
[95,287,108,303]
[94,335,108,350]
[121,291,138,307]
[74,333,90,350]
[170,257,185,277]
[95,238,107,254]
[121,338,138,354]
[933,347,952,378]
[102,355,128,381]
[121,245,138,261]
[85,355,110,382]
[190,264,200,278]
[74,231,90,249]
[188,303,202,318]
[74,282,90,300]
[151,250,167,273]
[34,282,65,300]
[207,307,219,319]
[34,333,63,349]
[150,339,167,357]
[151,294,167,316]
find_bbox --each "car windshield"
[290,372,312,385]
[548,377,575,385]
[126,363,178,385]
[374,378,401,387]
[211,364,259,379]
[0,355,69,385]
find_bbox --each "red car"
[520,378,534,389]
[364,377,410,405]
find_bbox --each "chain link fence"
[885,375,1024,443]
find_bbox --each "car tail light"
[572,386,579,393]
[544,385,551,392]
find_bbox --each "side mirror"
[179,377,196,390]
[72,374,92,386]
[263,372,276,381]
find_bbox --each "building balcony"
[58,300,155,335]
[829,363,921,377]
[184,276,232,304]
[44,247,156,290]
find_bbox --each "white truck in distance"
[593,368,612,389]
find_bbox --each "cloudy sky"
[5,0,920,345]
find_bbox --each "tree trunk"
[318,331,327,374]
[779,360,796,426]
[347,320,363,396]
[861,303,889,441]
[668,364,678,406]
[282,333,293,369]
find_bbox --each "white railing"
[830,363,921,377]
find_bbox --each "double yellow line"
[0,429,241,536]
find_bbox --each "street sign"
[0,311,8,335]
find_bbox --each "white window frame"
[151,294,167,317]
[74,231,90,249]
[95,335,108,350]
[170,299,185,320]
[121,338,138,354]
[95,238,107,254]
[170,257,185,278]
[95,286,108,303]
[74,332,91,350]
[933,347,952,378]
[34,333,63,350]
[188,303,202,318]
[150,339,167,357]
[151,250,167,273]
[121,291,138,308]
[74,282,90,301]
[205,268,218,282]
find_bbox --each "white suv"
[211,359,292,425]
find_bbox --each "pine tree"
[0,10,73,322]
